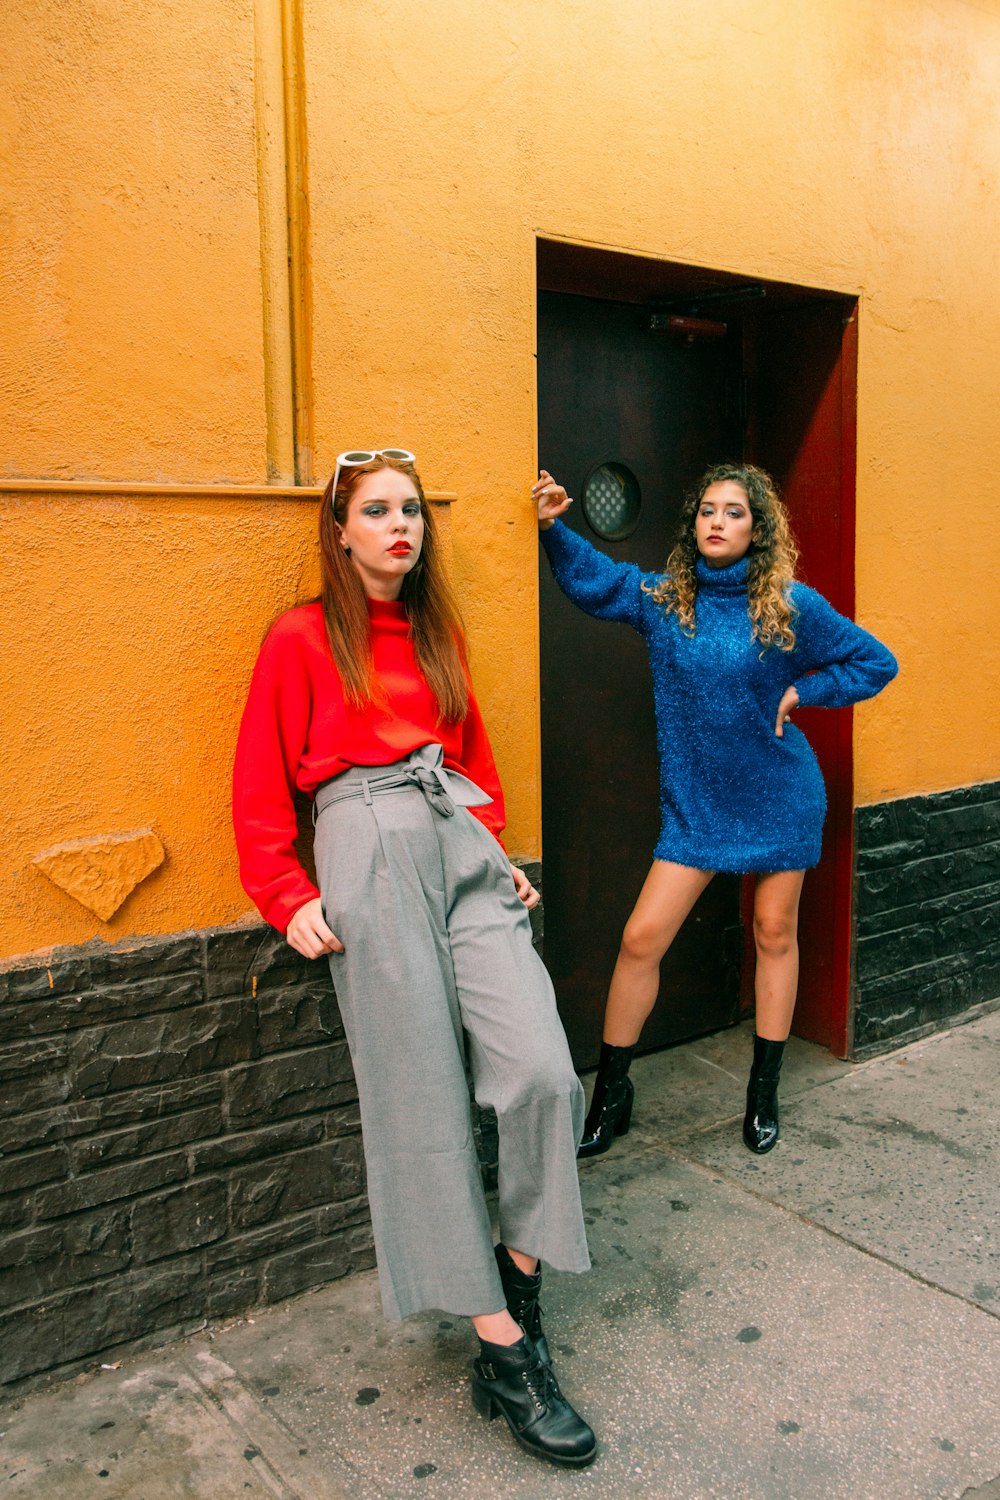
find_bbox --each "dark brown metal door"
[538,290,744,1069]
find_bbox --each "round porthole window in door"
[581,461,641,541]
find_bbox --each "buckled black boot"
[471,1335,597,1467]
[742,1033,786,1153]
[577,1041,635,1159]
[494,1243,549,1365]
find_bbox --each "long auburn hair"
[645,463,799,652]
[319,455,469,721]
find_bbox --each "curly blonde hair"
[644,463,799,651]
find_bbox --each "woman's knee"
[619,915,666,967]
[496,1051,580,1115]
[753,911,797,959]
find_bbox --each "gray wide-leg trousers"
[313,752,590,1321]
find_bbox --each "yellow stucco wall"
[2,0,998,957]
[2,0,266,482]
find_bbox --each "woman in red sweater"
[233,451,595,1468]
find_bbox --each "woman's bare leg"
[603,861,715,1046]
[471,1308,524,1344]
[743,869,806,1153]
[752,869,806,1040]
[469,1248,540,1344]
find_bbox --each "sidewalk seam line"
[651,1139,1000,1326]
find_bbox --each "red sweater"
[232,599,506,932]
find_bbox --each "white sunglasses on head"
[332,448,416,501]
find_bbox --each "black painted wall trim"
[852,781,1000,1058]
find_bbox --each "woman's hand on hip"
[509,863,540,909]
[533,470,573,530]
[774,685,801,737]
[286,897,344,958]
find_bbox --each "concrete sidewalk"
[2,1013,999,1500]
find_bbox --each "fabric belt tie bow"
[312,742,492,823]
[403,762,457,817]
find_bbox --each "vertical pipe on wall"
[253,0,312,484]
[281,0,314,485]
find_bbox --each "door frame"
[536,237,860,1057]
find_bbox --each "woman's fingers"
[774,685,800,737]
[310,906,345,953]
[509,863,541,909]
[286,898,345,958]
[291,927,344,959]
[318,920,345,955]
[533,478,568,505]
[532,469,573,527]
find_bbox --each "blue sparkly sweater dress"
[541,520,898,873]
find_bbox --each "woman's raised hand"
[774,684,801,738]
[533,470,573,530]
[509,863,541,910]
[286,896,345,959]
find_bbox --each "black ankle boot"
[742,1034,786,1153]
[494,1243,549,1365]
[577,1041,635,1159]
[471,1335,597,1467]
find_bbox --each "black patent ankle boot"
[742,1034,786,1153]
[495,1243,549,1366]
[577,1042,635,1159]
[471,1334,597,1467]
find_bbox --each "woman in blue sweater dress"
[535,462,897,1156]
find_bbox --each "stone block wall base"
[0,862,540,1387]
[852,782,1000,1056]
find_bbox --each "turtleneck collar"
[367,596,408,622]
[695,554,749,594]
